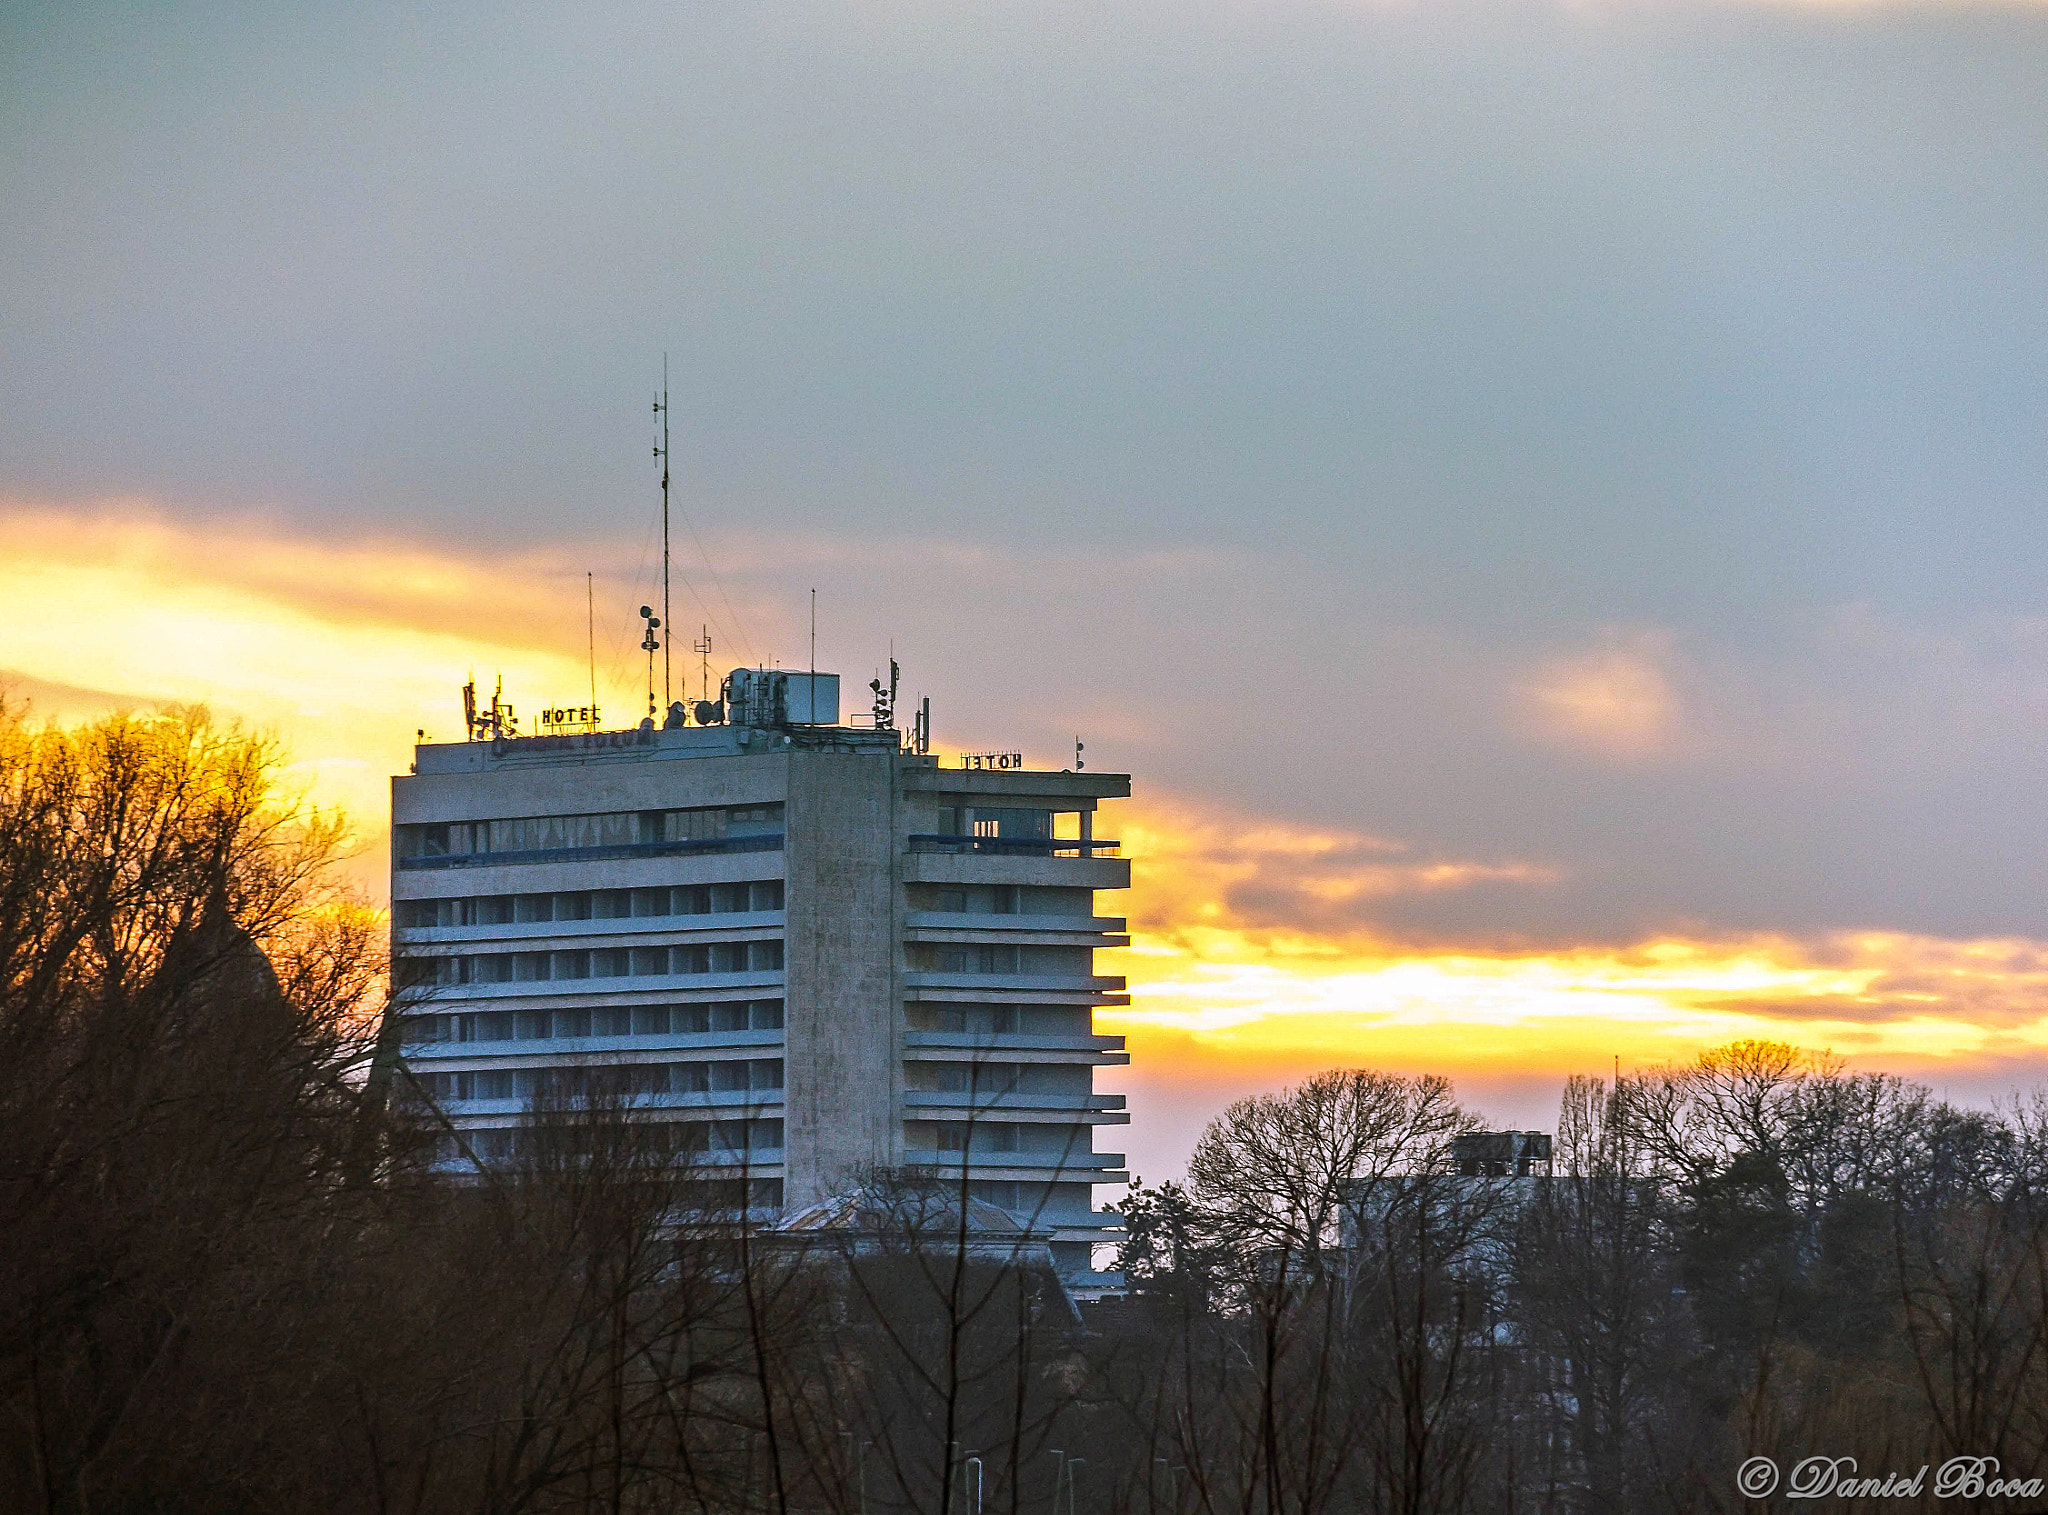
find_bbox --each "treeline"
[6,709,2048,1513]
[1116,1059,2048,1513]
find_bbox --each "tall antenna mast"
[654,356,671,708]
[694,624,713,716]
[586,572,597,726]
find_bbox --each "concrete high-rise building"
[391,676,1132,1281]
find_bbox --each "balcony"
[908,834,1119,858]
[903,1090,1129,1121]
[397,911,784,946]
[400,834,783,871]
[903,1029,1128,1062]
[903,971,1127,1007]
[423,1091,784,1116]
[900,1149,1129,1178]
[406,1028,786,1059]
[903,914,1129,949]
[423,967,785,1001]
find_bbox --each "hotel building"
[391,676,1132,1280]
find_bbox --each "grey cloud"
[4,0,2046,948]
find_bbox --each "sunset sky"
[4,0,2046,1183]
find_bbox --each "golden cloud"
[9,501,2048,1111]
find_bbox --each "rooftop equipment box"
[728,669,839,727]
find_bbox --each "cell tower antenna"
[639,604,661,723]
[694,624,713,716]
[654,356,671,707]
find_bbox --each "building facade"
[391,696,1131,1279]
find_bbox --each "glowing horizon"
[8,502,2048,1175]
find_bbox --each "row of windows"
[416,1058,784,1102]
[424,940,783,985]
[398,881,782,929]
[903,1120,1097,1157]
[407,1000,786,1043]
[924,945,1096,976]
[452,1121,783,1161]
[934,808,1058,840]
[967,1180,1091,1217]
[904,1061,1093,1097]
[398,804,782,859]
[913,884,1090,917]
[906,1004,1093,1036]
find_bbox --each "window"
[928,1122,1018,1153]
[709,1118,782,1153]
[399,883,785,923]
[973,808,1051,839]
[671,1063,710,1094]
[399,810,787,866]
[710,1061,751,1092]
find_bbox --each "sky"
[3,0,2046,1184]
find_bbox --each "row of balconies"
[900,1149,1129,1182]
[904,1090,1128,1120]
[399,910,1116,947]
[398,907,783,943]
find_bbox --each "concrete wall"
[393,751,788,825]
[780,748,901,1204]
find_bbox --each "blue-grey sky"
[4,0,2047,953]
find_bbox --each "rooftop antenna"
[639,605,661,724]
[654,357,671,707]
[694,624,712,716]
[586,571,597,726]
[810,588,816,681]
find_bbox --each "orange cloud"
[1115,798,1558,941]
[1515,627,1683,759]
[0,502,623,890]
[1100,798,2048,1088]
[10,501,2048,1155]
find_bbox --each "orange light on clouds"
[9,502,2048,1175]
[1096,795,2048,1158]
[0,503,614,884]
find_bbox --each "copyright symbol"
[1737,1457,1779,1497]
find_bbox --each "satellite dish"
[694,700,724,725]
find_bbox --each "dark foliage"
[7,709,2048,1513]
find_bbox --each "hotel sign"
[960,751,1024,770]
[538,705,602,734]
